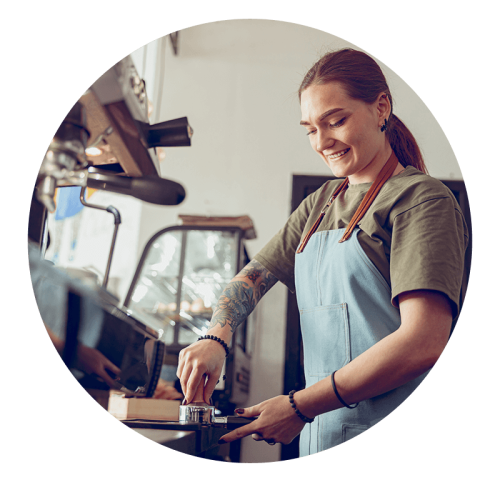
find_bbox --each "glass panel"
[181,230,236,307]
[126,230,182,338]
[175,230,237,344]
[127,229,238,347]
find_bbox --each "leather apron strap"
[296,151,399,254]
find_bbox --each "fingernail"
[218,438,226,444]
[235,408,244,414]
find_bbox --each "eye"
[330,117,346,128]
[305,116,346,135]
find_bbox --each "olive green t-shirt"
[254,166,469,319]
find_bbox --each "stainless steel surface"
[179,403,215,425]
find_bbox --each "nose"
[315,128,335,153]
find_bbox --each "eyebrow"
[300,107,344,126]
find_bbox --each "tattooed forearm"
[208,260,278,333]
[237,260,279,302]
[208,281,255,333]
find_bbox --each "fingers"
[184,366,206,404]
[176,351,186,393]
[99,368,118,388]
[100,357,121,388]
[218,420,260,444]
[218,404,265,444]
[100,373,115,388]
[203,372,222,405]
[251,433,264,441]
[178,352,197,399]
[103,358,121,376]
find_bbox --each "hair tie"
[331,371,359,409]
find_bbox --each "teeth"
[328,149,349,159]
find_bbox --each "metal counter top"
[122,420,229,458]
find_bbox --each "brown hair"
[299,48,427,174]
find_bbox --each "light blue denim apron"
[295,227,427,456]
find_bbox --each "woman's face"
[300,82,390,183]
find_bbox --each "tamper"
[179,383,215,425]
[179,402,215,425]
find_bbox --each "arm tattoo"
[208,260,278,333]
[208,281,255,333]
[238,260,279,302]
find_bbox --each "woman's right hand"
[176,337,227,404]
[176,261,278,404]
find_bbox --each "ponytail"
[388,114,427,174]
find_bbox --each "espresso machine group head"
[34,55,191,217]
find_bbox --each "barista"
[176,48,468,455]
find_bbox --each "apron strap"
[296,177,349,253]
[339,151,399,242]
[296,151,399,253]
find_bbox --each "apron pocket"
[341,423,370,443]
[299,303,350,377]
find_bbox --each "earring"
[380,118,388,132]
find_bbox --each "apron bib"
[295,227,427,456]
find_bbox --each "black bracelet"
[331,371,359,409]
[197,334,229,357]
[289,390,314,423]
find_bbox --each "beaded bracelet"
[197,334,229,357]
[331,371,359,409]
[289,390,314,423]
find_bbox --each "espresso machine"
[29,54,192,399]
[29,53,253,460]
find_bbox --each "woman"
[176,48,468,456]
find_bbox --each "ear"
[376,92,391,125]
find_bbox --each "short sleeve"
[254,192,319,293]
[390,196,469,319]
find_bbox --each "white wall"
[130,20,462,463]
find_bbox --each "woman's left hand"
[218,395,306,446]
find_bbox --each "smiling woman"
[176,46,469,458]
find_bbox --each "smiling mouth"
[327,148,350,160]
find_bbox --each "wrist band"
[331,371,359,409]
[289,390,314,423]
[197,334,229,357]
